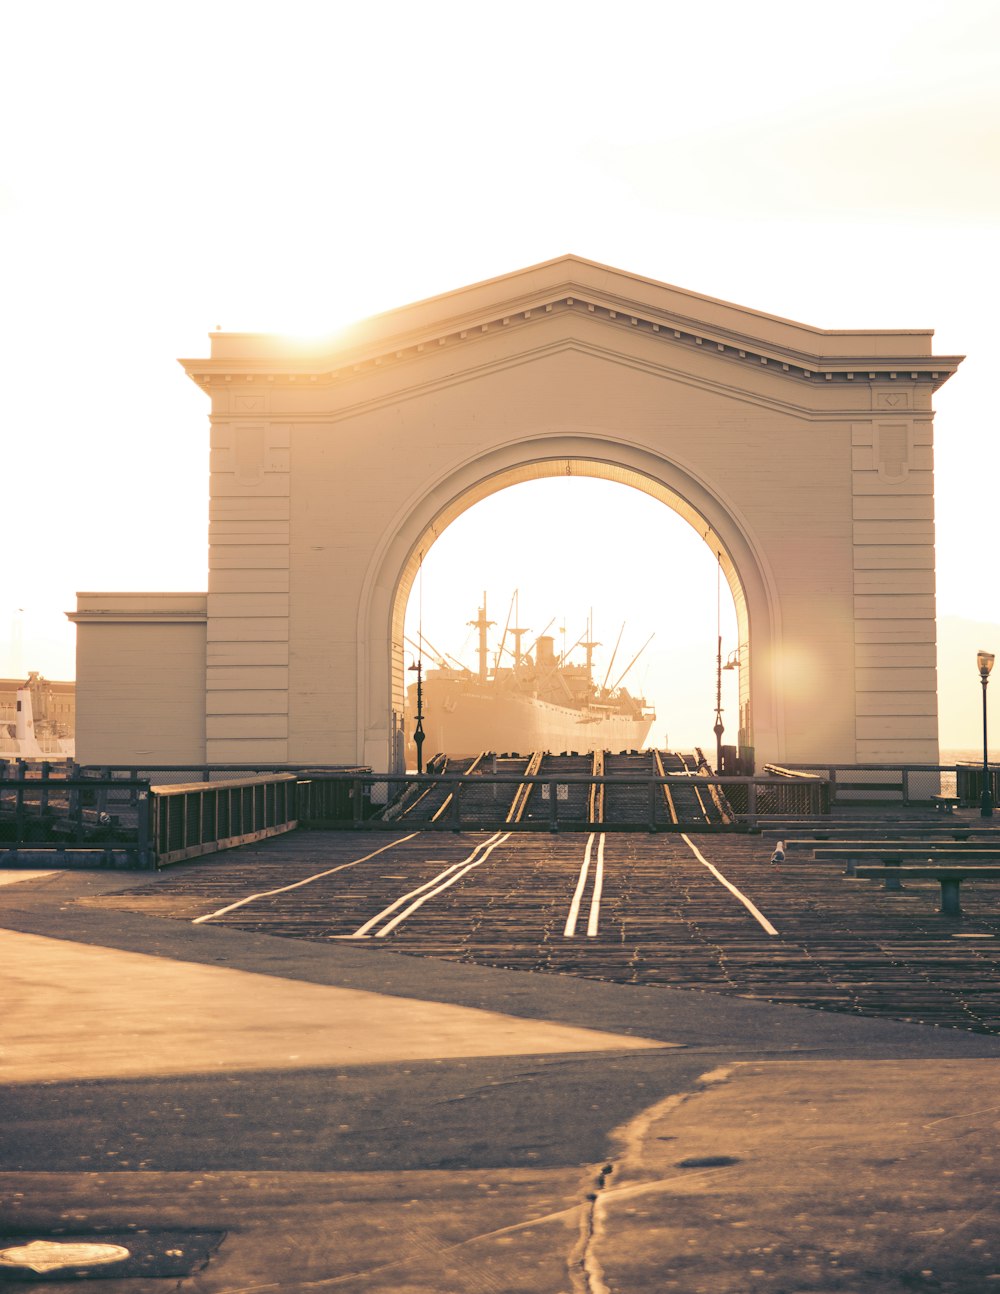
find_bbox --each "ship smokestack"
[536,636,556,667]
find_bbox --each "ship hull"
[407,679,653,759]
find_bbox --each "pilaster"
[852,389,938,762]
[206,411,291,763]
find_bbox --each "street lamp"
[409,657,425,775]
[978,650,994,818]
[713,631,725,774]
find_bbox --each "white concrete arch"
[359,432,786,773]
[75,256,957,768]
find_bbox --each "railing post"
[747,778,757,830]
[97,769,111,822]
[353,778,363,827]
[14,761,25,840]
[453,780,463,832]
[297,779,311,825]
[648,778,656,832]
[549,781,558,833]
[137,788,154,869]
[902,768,910,806]
[40,762,51,819]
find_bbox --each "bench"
[791,835,981,853]
[853,864,1000,917]
[816,847,1000,874]
[931,794,961,814]
[765,827,981,843]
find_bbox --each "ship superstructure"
[405,596,655,761]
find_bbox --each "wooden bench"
[853,863,1000,918]
[816,847,1000,874]
[766,827,982,843]
[931,794,961,814]
[790,835,981,853]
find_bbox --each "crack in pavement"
[573,1065,737,1293]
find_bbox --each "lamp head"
[978,651,995,681]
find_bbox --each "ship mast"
[507,589,530,675]
[579,609,600,682]
[468,594,495,682]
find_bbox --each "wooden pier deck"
[91,824,1000,1036]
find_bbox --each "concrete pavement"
[1,864,999,1292]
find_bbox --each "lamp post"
[713,631,725,774]
[715,649,740,774]
[409,658,425,775]
[978,650,994,818]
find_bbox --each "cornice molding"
[181,292,963,395]
[67,610,208,625]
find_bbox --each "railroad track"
[517,752,591,826]
[602,749,659,827]
[383,749,736,831]
[385,753,486,824]
[102,827,1000,1034]
[656,750,734,828]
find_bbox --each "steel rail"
[588,750,605,825]
[431,751,486,821]
[396,755,452,820]
[353,831,512,938]
[653,749,679,825]
[677,752,712,824]
[506,751,543,824]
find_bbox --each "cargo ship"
[405,596,655,761]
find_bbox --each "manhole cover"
[0,1231,224,1282]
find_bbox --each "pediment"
[180,255,962,395]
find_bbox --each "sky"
[2,0,999,749]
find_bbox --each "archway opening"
[389,462,752,770]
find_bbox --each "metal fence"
[296,769,829,831]
[955,764,1000,807]
[5,759,994,867]
[775,763,974,806]
[0,762,306,868]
